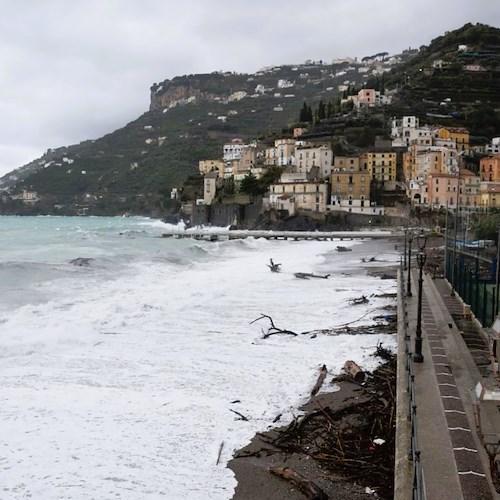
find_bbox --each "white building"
[295,145,333,178]
[223,139,244,161]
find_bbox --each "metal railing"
[400,263,426,499]
[445,247,497,326]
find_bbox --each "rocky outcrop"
[149,74,229,111]
[150,83,213,111]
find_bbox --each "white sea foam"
[0,216,398,499]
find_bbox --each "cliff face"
[149,82,215,111]
[149,73,233,111]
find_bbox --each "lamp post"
[403,228,408,270]
[414,234,428,363]
[407,231,414,297]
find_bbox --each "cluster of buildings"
[192,116,500,218]
[395,117,500,210]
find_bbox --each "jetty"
[162,229,401,241]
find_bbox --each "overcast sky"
[0,0,498,177]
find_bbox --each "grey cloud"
[0,0,498,176]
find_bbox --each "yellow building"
[199,159,224,176]
[479,182,500,209]
[437,127,470,152]
[330,156,369,210]
[361,151,397,185]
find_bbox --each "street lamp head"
[417,250,427,267]
[417,233,427,251]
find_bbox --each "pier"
[162,229,401,241]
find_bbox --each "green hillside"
[1,23,499,216]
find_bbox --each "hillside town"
[0,25,498,224]
[184,109,500,225]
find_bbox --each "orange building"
[479,154,500,182]
[427,168,479,209]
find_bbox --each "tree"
[470,212,500,242]
[239,173,262,197]
[317,100,326,121]
[327,101,334,118]
[299,102,313,123]
[258,166,283,192]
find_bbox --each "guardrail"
[400,261,426,499]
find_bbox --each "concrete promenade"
[396,267,500,499]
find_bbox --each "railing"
[400,262,426,499]
[446,247,497,326]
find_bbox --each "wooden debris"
[250,314,298,339]
[230,409,250,421]
[261,355,397,498]
[268,466,329,500]
[216,441,224,465]
[267,258,282,273]
[344,360,365,382]
[349,295,369,305]
[311,365,328,396]
[294,272,330,280]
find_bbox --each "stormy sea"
[0,215,398,499]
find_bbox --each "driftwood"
[267,258,282,273]
[294,272,330,280]
[268,466,329,500]
[216,441,224,465]
[344,360,365,382]
[250,314,298,339]
[349,295,369,305]
[311,365,328,396]
[230,409,250,421]
[253,350,397,498]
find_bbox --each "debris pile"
[248,347,396,499]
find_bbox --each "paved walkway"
[396,269,500,499]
